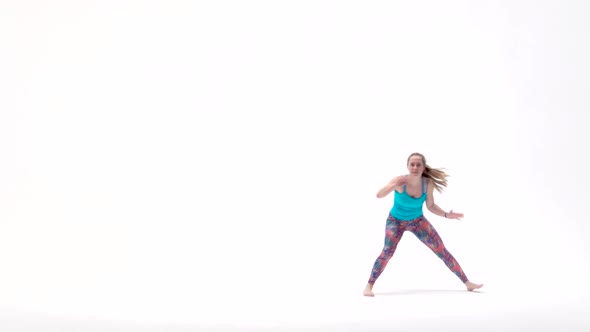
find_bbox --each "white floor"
[1,289,589,331]
[1,199,589,332]
[1,257,589,331]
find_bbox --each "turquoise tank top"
[390,176,427,220]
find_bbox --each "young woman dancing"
[363,152,483,297]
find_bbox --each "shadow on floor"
[374,288,485,296]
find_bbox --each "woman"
[363,152,483,297]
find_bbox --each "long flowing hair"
[407,152,448,193]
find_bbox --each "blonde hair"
[407,152,448,193]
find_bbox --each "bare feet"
[465,281,484,291]
[363,284,375,297]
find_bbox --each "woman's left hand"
[446,209,464,220]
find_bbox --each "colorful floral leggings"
[368,214,468,285]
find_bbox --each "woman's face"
[407,155,424,176]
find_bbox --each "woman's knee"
[380,247,396,259]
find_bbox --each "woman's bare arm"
[425,179,448,217]
[376,175,406,198]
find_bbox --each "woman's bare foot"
[363,284,375,297]
[465,281,484,291]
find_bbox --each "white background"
[1,0,589,331]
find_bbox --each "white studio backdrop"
[1,0,589,329]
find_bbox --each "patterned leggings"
[368,214,468,285]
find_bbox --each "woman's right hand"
[377,175,406,198]
[394,175,408,187]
